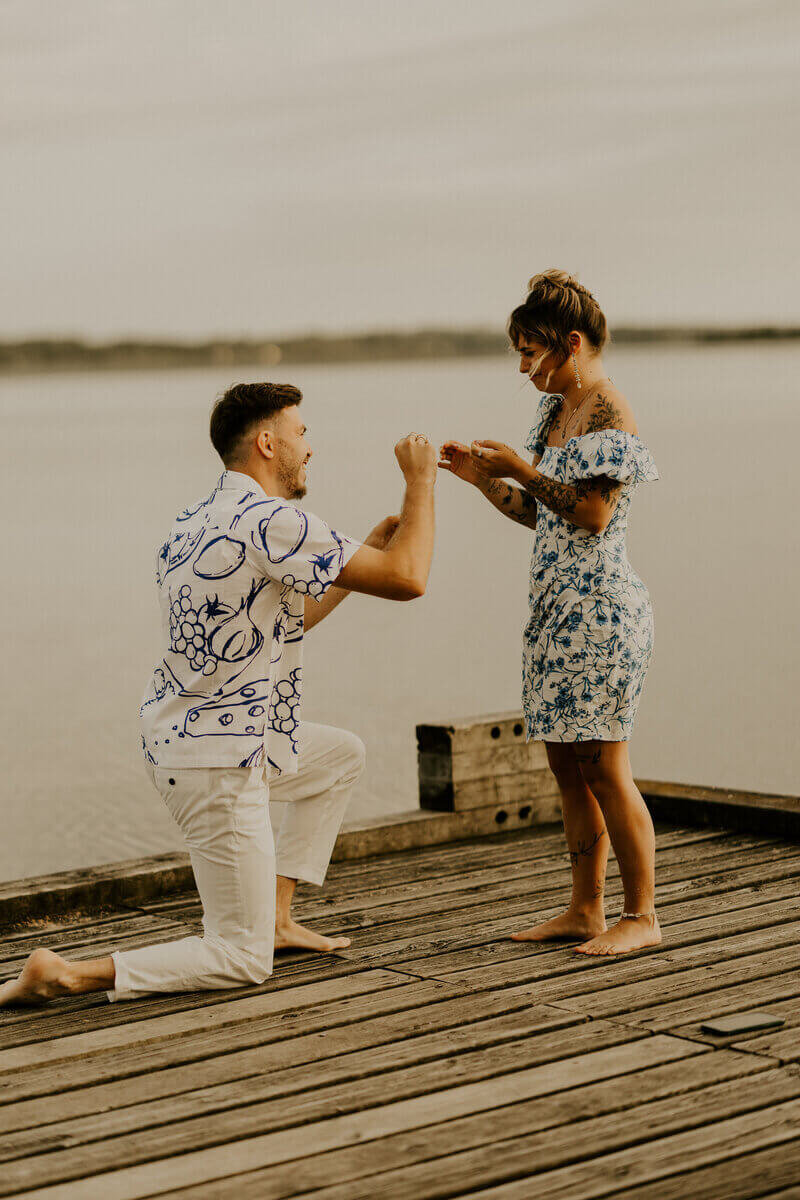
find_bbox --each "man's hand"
[395,433,437,483]
[438,440,489,487]
[364,515,401,549]
[469,439,526,480]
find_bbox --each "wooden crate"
[416,712,560,821]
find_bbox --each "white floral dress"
[522,393,659,743]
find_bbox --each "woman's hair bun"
[527,269,590,299]
[507,269,608,356]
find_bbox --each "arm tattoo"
[484,480,538,528]
[522,473,591,517]
[523,472,622,522]
[568,830,606,866]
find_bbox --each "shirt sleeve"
[246,501,362,600]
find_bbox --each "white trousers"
[107,723,365,1002]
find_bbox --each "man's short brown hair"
[209,382,302,465]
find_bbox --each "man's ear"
[255,428,274,460]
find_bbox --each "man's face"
[273,406,312,499]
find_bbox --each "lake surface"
[1,345,797,881]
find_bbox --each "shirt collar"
[218,469,268,496]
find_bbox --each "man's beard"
[278,456,307,500]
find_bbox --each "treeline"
[1,325,798,374]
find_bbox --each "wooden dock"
[2,820,800,1198]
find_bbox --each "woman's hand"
[468,440,526,480]
[364,515,401,549]
[438,440,489,487]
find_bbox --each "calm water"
[1,345,797,881]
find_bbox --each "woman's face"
[516,339,568,393]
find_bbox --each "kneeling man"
[1,381,436,1006]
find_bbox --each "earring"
[571,353,582,389]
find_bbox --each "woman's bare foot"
[274,919,351,953]
[0,948,76,1007]
[575,914,661,956]
[511,906,607,943]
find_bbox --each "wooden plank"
[0,919,197,980]
[322,825,731,888]
[447,1098,800,1200]
[0,974,460,1091]
[625,971,800,1035]
[150,1050,766,1199]
[0,914,192,966]
[280,840,798,927]
[0,1004,582,1160]
[426,743,551,784]
[1,1034,695,1199]
[334,877,800,971]
[0,1002,588,1136]
[384,893,800,979]
[125,827,736,915]
[538,943,800,1021]
[732,1025,800,1063]
[264,1067,800,1200]
[667,991,800,1046]
[0,949,386,1046]
[416,712,534,755]
[422,770,561,816]
[640,780,800,842]
[0,852,194,928]
[590,1144,800,1200]
[432,918,800,994]
[318,829,781,900]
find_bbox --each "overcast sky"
[3,0,798,337]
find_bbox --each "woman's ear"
[568,330,583,354]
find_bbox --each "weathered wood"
[451,1098,800,1200]
[416,711,533,755]
[733,1024,800,1063]
[641,779,800,841]
[381,893,800,980]
[152,1051,765,1199]
[139,829,780,931]
[591,1144,800,1200]
[0,1034,692,1198]
[421,769,561,815]
[0,976,469,1101]
[265,1067,800,1200]
[3,821,799,1199]
[614,969,800,1035]
[0,1005,589,1136]
[419,743,550,786]
[0,1004,581,1161]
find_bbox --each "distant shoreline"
[2,325,798,375]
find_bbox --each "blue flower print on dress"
[521,394,659,744]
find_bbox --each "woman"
[440,270,660,956]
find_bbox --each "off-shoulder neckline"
[540,429,646,454]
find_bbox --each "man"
[1,381,436,1006]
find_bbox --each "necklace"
[558,377,611,441]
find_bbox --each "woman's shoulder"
[579,383,637,437]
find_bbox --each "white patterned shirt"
[140,470,361,772]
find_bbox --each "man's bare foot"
[511,907,607,943]
[274,919,351,953]
[0,948,76,1007]
[575,915,662,956]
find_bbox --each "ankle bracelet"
[620,909,656,921]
